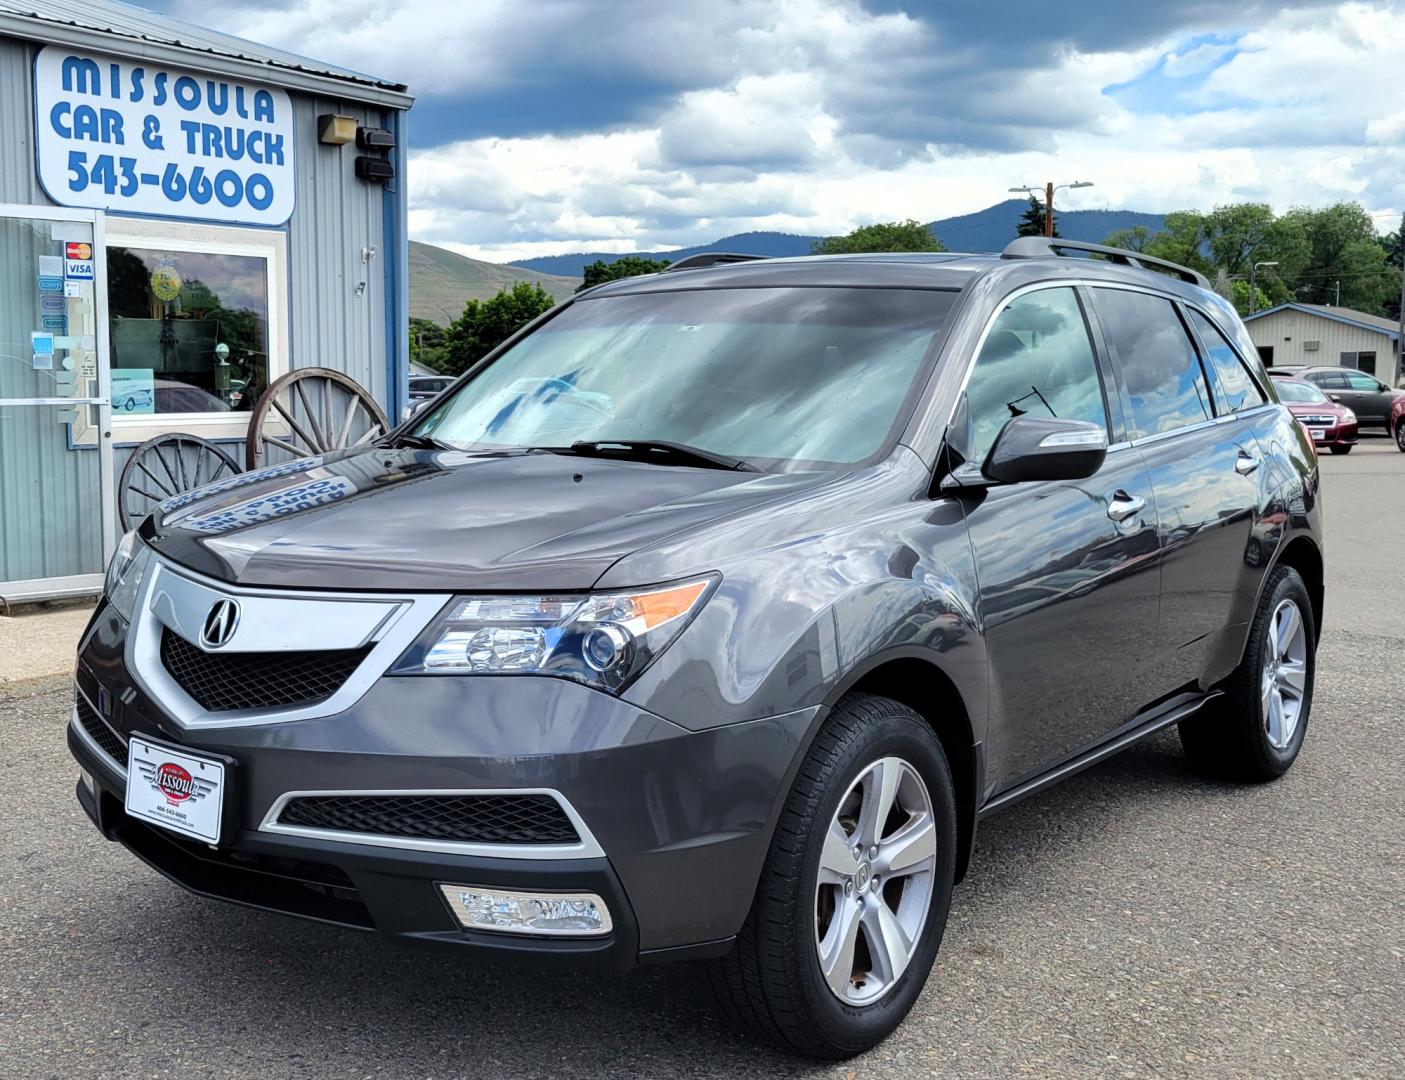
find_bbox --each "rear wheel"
[706,694,957,1058]
[1329,444,1352,455]
[1179,565,1315,781]
[1395,421,1405,452]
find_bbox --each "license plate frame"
[1310,428,1325,440]
[124,733,229,845]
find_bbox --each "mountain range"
[409,241,578,325]
[507,200,1169,277]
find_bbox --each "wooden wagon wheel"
[118,434,243,530]
[244,366,391,471]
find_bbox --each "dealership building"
[0,0,412,602]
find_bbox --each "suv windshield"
[411,286,956,468]
[1273,379,1329,404]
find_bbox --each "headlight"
[1340,408,1356,423]
[392,576,717,692]
[105,530,153,622]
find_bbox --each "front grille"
[160,628,372,712]
[277,793,581,846]
[75,689,126,763]
[1298,414,1336,425]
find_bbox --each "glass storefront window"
[107,245,270,415]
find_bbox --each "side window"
[1189,310,1265,412]
[1314,371,1348,389]
[1345,371,1382,391]
[1093,289,1213,440]
[957,287,1108,466]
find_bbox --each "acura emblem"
[200,598,240,649]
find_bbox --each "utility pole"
[1397,212,1404,387]
[1009,180,1094,239]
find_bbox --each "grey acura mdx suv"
[70,238,1323,1058]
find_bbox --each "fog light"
[437,883,612,937]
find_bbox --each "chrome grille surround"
[124,550,451,730]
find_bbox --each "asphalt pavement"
[1,438,1401,1079]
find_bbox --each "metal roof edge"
[0,14,414,109]
[1243,302,1399,340]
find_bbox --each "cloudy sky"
[147,0,1405,262]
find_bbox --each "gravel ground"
[1,439,1401,1079]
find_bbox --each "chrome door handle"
[1235,451,1260,475]
[1107,491,1146,522]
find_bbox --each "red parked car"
[1271,375,1358,454]
[1393,394,1405,453]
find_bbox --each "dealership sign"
[34,46,294,226]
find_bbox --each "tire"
[1329,445,1352,455]
[1395,422,1405,453]
[706,693,957,1059]
[1179,565,1315,782]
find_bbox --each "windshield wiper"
[382,432,456,451]
[552,439,760,472]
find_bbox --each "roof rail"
[1000,236,1210,289]
[661,252,769,273]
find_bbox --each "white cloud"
[155,0,1403,261]
[1161,40,1234,78]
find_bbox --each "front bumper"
[1303,421,1357,448]
[71,599,819,967]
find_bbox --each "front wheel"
[706,694,957,1059]
[1395,422,1405,452]
[1179,564,1316,781]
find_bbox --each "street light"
[1009,181,1095,237]
[1249,260,1279,314]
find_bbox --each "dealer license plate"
[125,735,225,844]
[1310,428,1325,440]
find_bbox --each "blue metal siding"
[1,31,406,594]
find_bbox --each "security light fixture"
[356,126,396,151]
[317,114,357,145]
[355,156,395,183]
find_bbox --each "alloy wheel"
[1261,598,1308,751]
[814,756,936,1006]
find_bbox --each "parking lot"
[1,438,1401,1079]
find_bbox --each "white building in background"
[1244,302,1402,385]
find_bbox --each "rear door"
[1090,287,1262,694]
[950,285,1162,788]
[1343,369,1393,426]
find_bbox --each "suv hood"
[145,447,828,592]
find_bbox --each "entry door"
[0,205,114,602]
[948,285,1163,789]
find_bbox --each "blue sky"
[146,0,1405,261]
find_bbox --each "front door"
[0,205,113,601]
[949,285,1163,788]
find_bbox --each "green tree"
[409,316,450,373]
[443,282,556,375]
[1016,196,1057,238]
[578,256,672,292]
[1279,202,1394,314]
[812,219,945,254]
[1142,211,1211,275]
[1102,224,1152,252]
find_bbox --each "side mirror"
[400,399,432,423]
[1328,394,1342,402]
[982,417,1108,484]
